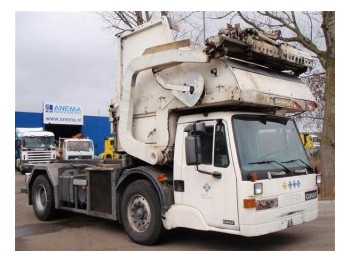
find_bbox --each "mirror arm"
[195,166,222,179]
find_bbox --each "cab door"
[180,120,239,230]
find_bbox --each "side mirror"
[185,134,203,165]
[15,139,21,148]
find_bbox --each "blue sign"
[43,102,83,125]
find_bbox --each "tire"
[15,159,19,171]
[32,175,56,221]
[18,162,24,174]
[121,180,163,245]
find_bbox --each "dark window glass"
[200,126,214,165]
[214,124,229,167]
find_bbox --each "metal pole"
[203,11,206,44]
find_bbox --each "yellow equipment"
[98,137,119,159]
[300,133,313,149]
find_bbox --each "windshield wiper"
[249,160,292,173]
[281,159,313,171]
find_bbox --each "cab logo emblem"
[282,182,287,190]
[223,219,235,225]
[287,180,301,189]
[45,104,53,113]
[203,182,211,193]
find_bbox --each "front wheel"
[32,175,56,220]
[121,180,163,245]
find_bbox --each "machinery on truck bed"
[25,17,321,246]
[15,127,56,174]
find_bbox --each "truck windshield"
[232,115,311,180]
[312,136,319,142]
[23,136,55,148]
[67,141,93,152]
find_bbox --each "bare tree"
[99,11,155,32]
[296,73,325,133]
[169,12,205,48]
[234,11,335,199]
[98,11,205,48]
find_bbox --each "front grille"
[27,150,53,164]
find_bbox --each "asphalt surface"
[15,171,335,251]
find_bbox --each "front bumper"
[239,208,318,236]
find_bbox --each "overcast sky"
[16,12,117,116]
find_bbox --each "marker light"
[316,175,322,185]
[157,173,168,183]
[316,175,322,194]
[243,198,256,208]
[249,172,258,182]
[254,183,263,195]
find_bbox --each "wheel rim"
[34,184,48,211]
[127,194,151,233]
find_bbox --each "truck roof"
[63,138,93,142]
[177,111,269,124]
[16,127,43,133]
[16,131,54,138]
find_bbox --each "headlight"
[254,183,263,195]
[316,175,322,185]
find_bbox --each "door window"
[214,124,229,167]
[195,122,229,168]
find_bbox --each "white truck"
[15,127,56,174]
[25,17,321,245]
[58,137,95,160]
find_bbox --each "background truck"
[25,17,321,246]
[310,134,321,147]
[300,133,321,157]
[57,137,95,160]
[15,127,56,174]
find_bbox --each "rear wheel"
[17,161,25,174]
[15,159,20,171]
[121,180,163,245]
[32,175,56,220]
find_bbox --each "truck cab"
[166,111,317,235]
[59,138,94,160]
[310,134,321,147]
[15,128,56,173]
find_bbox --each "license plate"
[305,189,317,201]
